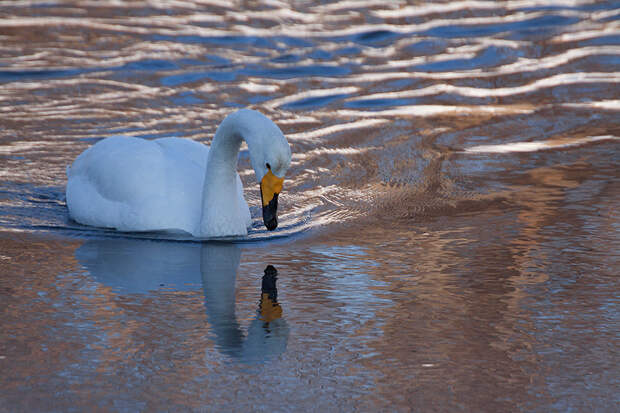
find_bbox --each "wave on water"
[0,0,618,240]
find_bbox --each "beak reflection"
[260,265,282,323]
[260,169,284,231]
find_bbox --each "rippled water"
[1,0,619,411]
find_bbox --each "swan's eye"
[266,163,271,170]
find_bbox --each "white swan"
[66,109,291,237]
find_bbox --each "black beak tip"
[262,192,279,231]
[265,218,278,231]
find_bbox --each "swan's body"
[66,136,250,234]
[66,109,291,237]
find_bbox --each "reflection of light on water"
[287,119,389,142]
[257,10,587,38]
[265,86,359,109]
[337,104,535,118]
[463,135,619,154]
[347,73,620,100]
[333,46,620,83]
[372,1,502,18]
[373,0,602,18]
[238,82,280,94]
[551,27,620,43]
[0,140,50,154]
[563,100,620,110]
[293,146,380,160]
[372,44,481,70]
[314,0,398,12]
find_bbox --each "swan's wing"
[68,137,165,202]
[67,136,164,230]
[66,136,206,233]
[154,137,209,168]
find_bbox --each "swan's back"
[66,136,210,234]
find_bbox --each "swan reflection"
[75,239,288,363]
[201,244,288,362]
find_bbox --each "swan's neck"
[197,112,257,237]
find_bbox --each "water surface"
[1,0,619,411]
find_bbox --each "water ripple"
[1,1,619,410]
[0,0,618,237]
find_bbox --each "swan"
[66,109,291,237]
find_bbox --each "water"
[1,0,619,411]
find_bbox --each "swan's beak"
[260,170,284,231]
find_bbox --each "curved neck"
[207,119,244,181]
[197,111,260,237]
[206,110,263,177]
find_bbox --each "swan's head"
[228,109,291,231]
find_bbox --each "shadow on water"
[75,239,288,364]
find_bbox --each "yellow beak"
[260,169,284,231]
